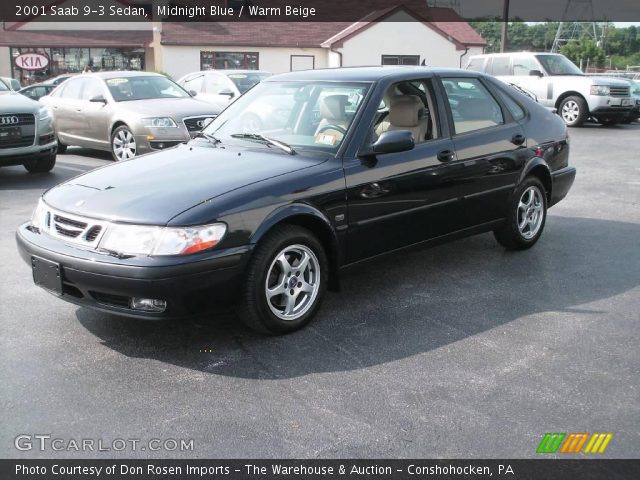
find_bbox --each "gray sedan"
[40,71,218,161]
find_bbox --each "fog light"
[130,297,167,312]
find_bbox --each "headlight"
[590,85,610,96]
[99,223,226,256]
[37,106,52,121]
[31,198,49,231]
[140,117,177,128]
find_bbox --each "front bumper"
[16,223,251,319]
[550,166,576,207]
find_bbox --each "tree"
[560,40,605,69]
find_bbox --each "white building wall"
[0,47,11,77]
[161,45,329,79]
[337,11,476,69]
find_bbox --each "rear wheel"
[494,176,547,250]
[111,125,137,161]
[238,225,328,334]
[559,96,588,127]
[24,153,56,173]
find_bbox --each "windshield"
[535,55,584,76]
[202,80,370,152]
[0,79,9,92]
[106,76,190,101]
[227,72,271,94]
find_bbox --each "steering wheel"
[317,124,347,135]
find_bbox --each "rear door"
[437,75,528,226]
[78,77,111,148]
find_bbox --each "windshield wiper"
[193,131,222,146]
[230,133,296,155]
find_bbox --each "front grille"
[0,113,35,149]
[610,86,630,97]
[85,226,102,242]
[0,113,35,126]
[183,116,216,135]
[40,207,107,247]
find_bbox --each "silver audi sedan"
[40,71,218,161]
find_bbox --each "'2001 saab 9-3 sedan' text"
[17,67,576,334]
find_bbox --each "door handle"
[511,134,526,146]
[437,150,455,163]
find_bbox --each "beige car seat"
[376,95,430,142]
[314,95,350,142]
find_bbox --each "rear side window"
[441,77,504,134]
[466,58,485,72]
[488,57,512,76]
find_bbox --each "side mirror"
[89,94,107,103]
[189,90,198,97]
[219,89,235,98]
[529,69,544,78]
[359,130,415,158]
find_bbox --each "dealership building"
[0,4,484,85]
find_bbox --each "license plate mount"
[32,256,63,295]
[0,126,21,144]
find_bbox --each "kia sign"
[15,53,49,71]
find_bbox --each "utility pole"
[501,0,510,52]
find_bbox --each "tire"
[110,125,137,161]
[24,153,56,173]
[494,176,547,250]
[558,96,588,127]
[57,139,67,154]
[238,225,328,335]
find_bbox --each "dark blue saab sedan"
[17,67,575,334]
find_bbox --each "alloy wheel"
[517,186,544,240]
[112,129,137,160]
[264,244,320,321]
[561,100,580,124]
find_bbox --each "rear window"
[466,58,485,72]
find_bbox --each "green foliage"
[561,40,605,68]
[469,22,639,70]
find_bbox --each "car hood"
[113,97,218,119]
[43,143,327,225]
[0,92,39,112]
[590,77,632,87]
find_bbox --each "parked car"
[622,79,640,123]
[43,74,74,86]
[177,70,271,113]
[0,89,57,172]
[1,76,22,91]
[466,52,634,126]
[40,71,219,161]
[17,67,575,334]
[18,84,57,101]
[0,78,10,95]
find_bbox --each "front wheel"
[494,177,547,250]
[111,125,137,161]
[559,96,588,127]
[238,225,328,335]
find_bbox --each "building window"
[200,51,259,70]
[10,47,144,86]
[381,55,420,66]
[290,55,315,71]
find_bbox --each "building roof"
[0,27,152,48]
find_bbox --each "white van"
[466,52,633,126]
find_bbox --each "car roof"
[267,66,479,82]
[189,70,271,76]
[85,71,166,80]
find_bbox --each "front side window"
[181,74,205,93]
[81,78,105,101]
[106,76,190,101]
[442,77,504,134]
[59,78,85,99]
[513,56,542,76]
[203,80,370,152]
[536,55,583,76]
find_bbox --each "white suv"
[466,52,634,127]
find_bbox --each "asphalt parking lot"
[1,123,638,459]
